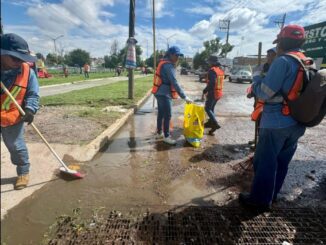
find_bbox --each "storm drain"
[48,207,326,245]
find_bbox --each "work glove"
[185,96,193,104]
[22,108,34,125]
[246,86,254,98]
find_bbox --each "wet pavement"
[1,74,326,244]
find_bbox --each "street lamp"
[46,34,64,54]
[160,33,176,49]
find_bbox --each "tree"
[36,52,44,60]
[220,43,234,57]
[46,53,58,65]
[192,37,234,69]
[104,54,119,68]
[179,58,191,69]
[110,40,119,56]
[203,38,221,55]
[65,49,91,67]
[145,50,165,68]
[193,52,207,70]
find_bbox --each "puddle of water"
[1,95,225,244]
[1,80,258,244]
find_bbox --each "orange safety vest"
[1,63,30,127]
[206,66,225,100]
[281,51,306,116]
[251,51,306,121]
[151,60,178,99]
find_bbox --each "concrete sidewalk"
[1,89,152,219]
[40,74,148,97]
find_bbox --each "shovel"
[1,82,85,179]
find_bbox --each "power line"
[273,13,286,29]
[225,0,248,21]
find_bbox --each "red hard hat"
[273,24,305,44]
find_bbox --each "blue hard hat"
[167,46,184,57]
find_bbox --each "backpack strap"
[281,53,310,101]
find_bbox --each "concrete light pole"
[47,35,64,54]
[160,33,176,50]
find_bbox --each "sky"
[1,0,326,60]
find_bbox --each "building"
[91,57,105,67]
[233,56,267,66]
[303,21,326,69]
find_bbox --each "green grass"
[38,71,126,86]
[41,76,153,108]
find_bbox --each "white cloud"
[26,0,121,37]
[184,6,215,16]
[142,0,173,18]
[3,0,326,60]
[295,0,326,26]
[187,0,325,58]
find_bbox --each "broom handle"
[1,82,70,171]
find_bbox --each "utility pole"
[152,0,156,109]
[128,0,135,99]
[0,17,3,34]
[274,13,286,29]
[258,42,262,66]
[219,19,231,57]
[146,39,149,59]
[152,0,156,71]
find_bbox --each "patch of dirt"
[25,106,122,145]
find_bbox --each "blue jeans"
[156,95,172,138]
[250,124,306,205]
[205,97,218,124]
[1,121,30,175]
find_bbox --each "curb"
[68,89,153,162]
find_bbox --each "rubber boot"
[204,120,214,128]
[208,122,221,135]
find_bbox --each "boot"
[208,122,221,135]
[239,192,271,212]
[15,174,29,190]
[204,120,214,128]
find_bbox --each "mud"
[25,106,121,144]
[1,74,326,245]
[46,206,326,244]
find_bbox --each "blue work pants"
[156,95,172,138]
[1,121,30,175]
[205,97,218,124]
[250,124,306,205]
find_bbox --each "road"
[2,73,326,244]
[40,74,148,97]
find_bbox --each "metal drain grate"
[48,207,326,245]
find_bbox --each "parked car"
[180,67,188,75]
[229,70,252,83]
[198,70,207,82]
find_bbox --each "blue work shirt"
[155,58,186,99]
[203,69,216,100]
[252,49,302,129]
[1,66,40,114]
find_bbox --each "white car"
[229,70,252,83]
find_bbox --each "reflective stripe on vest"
[210,67,225,100]
[1,63,30,127]
[151,60,178,99]
[251,51,306,121]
